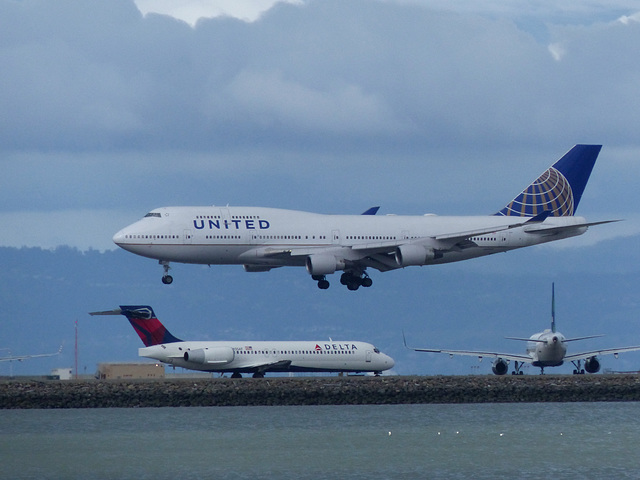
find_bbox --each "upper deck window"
[144,212,161,218]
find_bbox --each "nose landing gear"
[160,261,173,284]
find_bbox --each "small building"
[50,368,73,380]
[97,362,165,380]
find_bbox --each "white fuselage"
[526,330,568,367]
[140,339,394,374]
[113,206,588,269]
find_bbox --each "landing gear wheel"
[341,271,372,290]
[252,372,265,378]
[231,372,242,379]
[347,281,360,291]
[160,261,172,285]
[313,275,330,289]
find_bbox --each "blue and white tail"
[90,305,182,346]
[496,145,602,217]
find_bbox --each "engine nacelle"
[305,254,345,276]
[243,264,274,272]
[584,356,601,374]
[184,347,235,365]
[395,244,435,267]
[492,358,509,375]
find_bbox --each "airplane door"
[220,208,231,228]
[332,230,340,244]
[366,350,372,363]
[183,230,192,244]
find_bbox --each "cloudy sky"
[2,0,640,252]
[3,0,640,376]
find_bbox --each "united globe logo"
[499,167,574,217]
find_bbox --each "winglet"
[361,206,380,215]
[90,305,182,346]
[496,145,602,217]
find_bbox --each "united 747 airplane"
[90,306,394,377]
[404,284,640,375]
[113,145,613,290]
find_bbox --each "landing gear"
[340,271,373,291]
[160,261,173,284]
[252,372,265,378]
[231,372,242,379]
[312,275,330,289]
[510,361,524,375]
[571,359,586,374]
[312,269,373,290]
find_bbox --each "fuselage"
[527,329,568,367]
[113,206,588,268]
[140,339,394,374]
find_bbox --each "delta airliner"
[90,306,394,378]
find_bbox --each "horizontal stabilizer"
[524,219,620,235]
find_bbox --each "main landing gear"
[510,361,524,375]
[571,359,586,375]
[160,261,173,285]
[312,271,373,290]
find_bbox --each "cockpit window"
[373,348,380,354]
[144,212,161,218]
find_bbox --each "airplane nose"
[113,229,127,246]
[386,354,395,369]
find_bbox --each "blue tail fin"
[118,305,182,346]
[496,145,602,217]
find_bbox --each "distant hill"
[1,234,639,376]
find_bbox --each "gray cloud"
[1,0,639,248]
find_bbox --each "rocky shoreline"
[1,374,639,409]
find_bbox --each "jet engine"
[184,347,235,365]
[243,265,275,272]
[584,356,601,374]
[395,244,435,267]
[305,254,345,276]
[492,358,509,375]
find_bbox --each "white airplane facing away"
[90,305,394,378]
[0,345,62,363]
[405,284,640,375]
[113,145,614,290]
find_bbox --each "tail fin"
[90,305,182,346]
[496,145,602,217]
[551,283,556,333]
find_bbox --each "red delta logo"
[314,344,322,351]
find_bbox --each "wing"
[257,220,537,273]
[565,345,640,362]
[403,334,531,363]
[240,359,292,373]
[248,217,619,273]
[409,347,532,363]
[0,345,63,362]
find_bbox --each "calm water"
[1,403,639,479]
